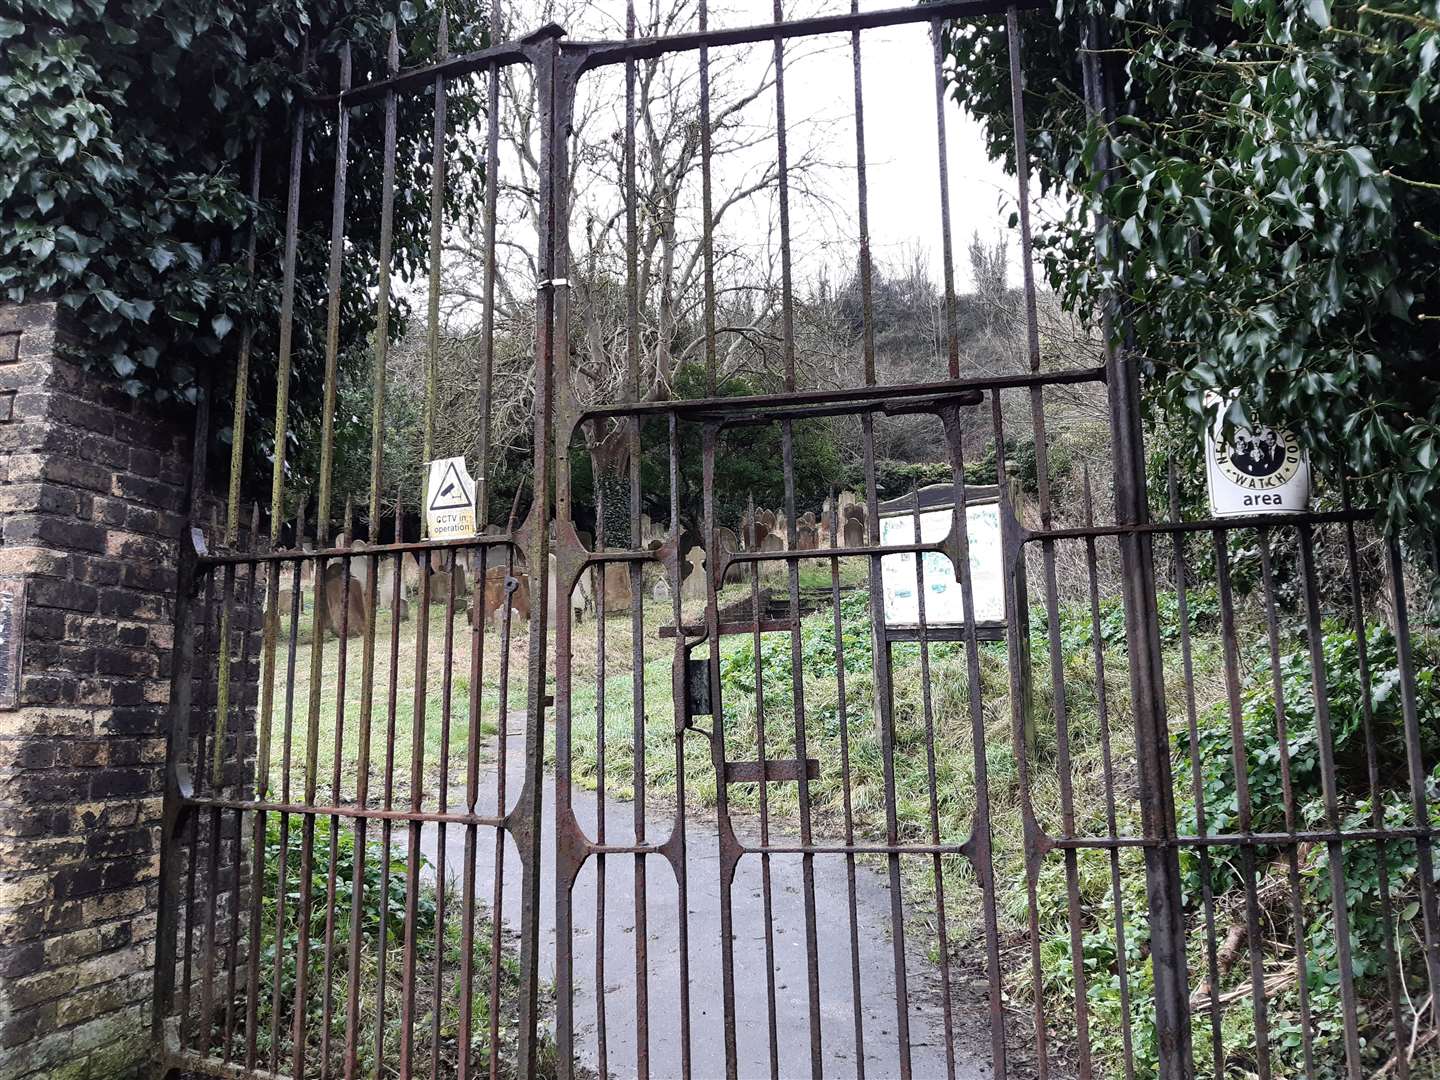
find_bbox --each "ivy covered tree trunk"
[591,426,632,548]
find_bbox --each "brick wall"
[0,299,214,1080]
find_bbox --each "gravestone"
[481,566,531,627]
[372,560,409,622]
[298,543,316,607]
[400,551,422,595]
[795,524,818,551]
[574,566,595,618]
[713,526,744,585]
[429,561,467,602]
[428,568,454,605]
[843,516,866,548]
[602,563,633,610]
[681,547,708,601]
[650,576,672,604]
[760,530,785,580]
[321,563,369,639]
[347,538,370,590]
[548,553,591,623]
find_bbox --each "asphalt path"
[420,726,1007,1080]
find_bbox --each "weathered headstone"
[795,524,819,551]
[602,562,633,610]
[347,538,370,590]
[547,553,591,623]
[716,526,747,585]
[481,566,531,627]
[400,551,422,595]
[681,546,708,601]
[843,516,865,548]
[374,558,394,607]
[428,569,454,604]
[321,563,369,638]
[574,566,595,618]
[276,580,302,618]
[760,529,785,580]
[650,576,672,603]
[298,542,316,594]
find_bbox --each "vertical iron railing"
[150,3,1440,1080]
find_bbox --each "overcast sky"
[536,0,1029,287]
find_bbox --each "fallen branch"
[1369,1008,1437,1079]
[1190,969,1296,1012]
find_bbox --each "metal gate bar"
[149,1,1440,1078]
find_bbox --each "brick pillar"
[0,300,200,1080]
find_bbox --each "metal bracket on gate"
[684,656,711,716]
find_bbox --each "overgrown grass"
[268,602,529,808]
[247,815,559,1079]
[268,563,1440,1077]
[562,579,1440,1078]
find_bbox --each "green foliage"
[1177,622,1440,846]
[0,0,485,484]
[1042,586,1219,654]
[838,435,1058,501]
[720,591,875,704]
[254,815,544,1076]
[1162,621,1440,1074]
[944,0,1440,555]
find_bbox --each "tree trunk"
[591,424,632,548]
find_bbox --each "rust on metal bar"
[723,758,821,784]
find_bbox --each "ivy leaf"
[1343,146,1378,177]
[212,313,234,339]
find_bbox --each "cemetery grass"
[269,603,526,809]
[250,812,562,1079]
[267,567,1440,1074]
[267,559,867,808]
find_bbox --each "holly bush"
[943,0,1440,557]
[0,0,484,484]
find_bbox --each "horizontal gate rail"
[572,364,1107,423]
[149,0,1440,1076]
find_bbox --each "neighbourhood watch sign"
[1204,393,1309,517]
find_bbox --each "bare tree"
[443,0,842,537]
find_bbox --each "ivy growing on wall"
[0,0,486,487]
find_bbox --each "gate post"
[1082,16,1196,1077]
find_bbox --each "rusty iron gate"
[152,2,1440,1079]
